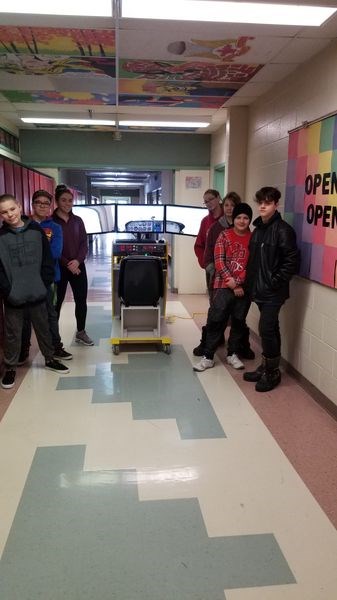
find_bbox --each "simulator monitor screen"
[165,205,208,236]
[72,204,116,234]
[116,204,164,234]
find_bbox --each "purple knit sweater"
[53,210,88,267]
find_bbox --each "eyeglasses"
[33,202,51,207]
[203,196,217,205]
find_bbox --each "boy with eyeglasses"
[194,189,223,289]
[0,194,70,389]
[243,187,299,392]
[19,190,73,364]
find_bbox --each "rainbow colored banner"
[285,114,337,288]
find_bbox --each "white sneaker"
[226,353,244,370]
[193,357,215,372]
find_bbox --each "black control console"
[112,242,167,269]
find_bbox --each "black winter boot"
[243,357,265,382]
[193,326,207,356]
[255,356,281,392]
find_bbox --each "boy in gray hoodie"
[0,194,70,389]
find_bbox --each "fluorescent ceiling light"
[119,120,210,128]
[0,0,112,16]
[92,181,143,187]
[122,0,336,26]
[21,118,116,126]
[21,117,208,129]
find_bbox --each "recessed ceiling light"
[1,0,113,16]
[122,0,336,27]
[119,120,210,128]
[21,118,116,126]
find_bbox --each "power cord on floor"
[165,312,207,323]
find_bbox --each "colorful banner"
[285,114,337,288]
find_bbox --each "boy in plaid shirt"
[193,203,252,372]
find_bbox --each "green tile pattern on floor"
[0,446,295,600]
[70,305,112,346]
[91,276,110,287]
[57,346,225,440]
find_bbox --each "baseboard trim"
[282,360,337,421]
[248,330,337,420]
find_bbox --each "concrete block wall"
[245,39,337,407]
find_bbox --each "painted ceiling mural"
[0,26,263,110]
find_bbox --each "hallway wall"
[172,169,210,294]
[210,107,248,200]
[19,130,211,170]
[244,39,337,407]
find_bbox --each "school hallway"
[0,236,336,600]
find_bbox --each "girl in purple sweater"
[53,185,94,346]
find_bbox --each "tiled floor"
[0,237,337,599]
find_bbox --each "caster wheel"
[113,345,120,355]
[163,344,171,355]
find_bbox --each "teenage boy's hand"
[225,277,236,289]
[233,286,244,297]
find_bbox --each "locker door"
[14,163,24,207]
[22,167,30,215]
[4,160,14,194]
[0,158,5,194]
[28,169,35,199]
[34,172,40,191]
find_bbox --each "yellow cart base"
[111,336,171,355]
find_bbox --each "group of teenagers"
[193,186,300,393]
[0,185,93,390]
[0,183,299,394]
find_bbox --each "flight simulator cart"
[111,241,171,354]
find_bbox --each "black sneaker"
[193,343,205,356]
[1,369,16,389]
[54,347,73,361]
[17,348,29,366]
[45,359,70,374]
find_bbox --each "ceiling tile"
[249,63,298,82]
[272,37,333,63]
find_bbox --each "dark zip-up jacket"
[0,217,54,306]
[245,210,299,303]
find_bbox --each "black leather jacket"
[245,211,299,303]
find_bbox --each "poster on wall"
[285,114,337,289]
[185,176,202,189]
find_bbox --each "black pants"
[21,285,62,352]
[4,301,54,366]
[203,288,251,360]
[56,263,88,332]
[256,302,283,358]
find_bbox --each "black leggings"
[56,263,88,332]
